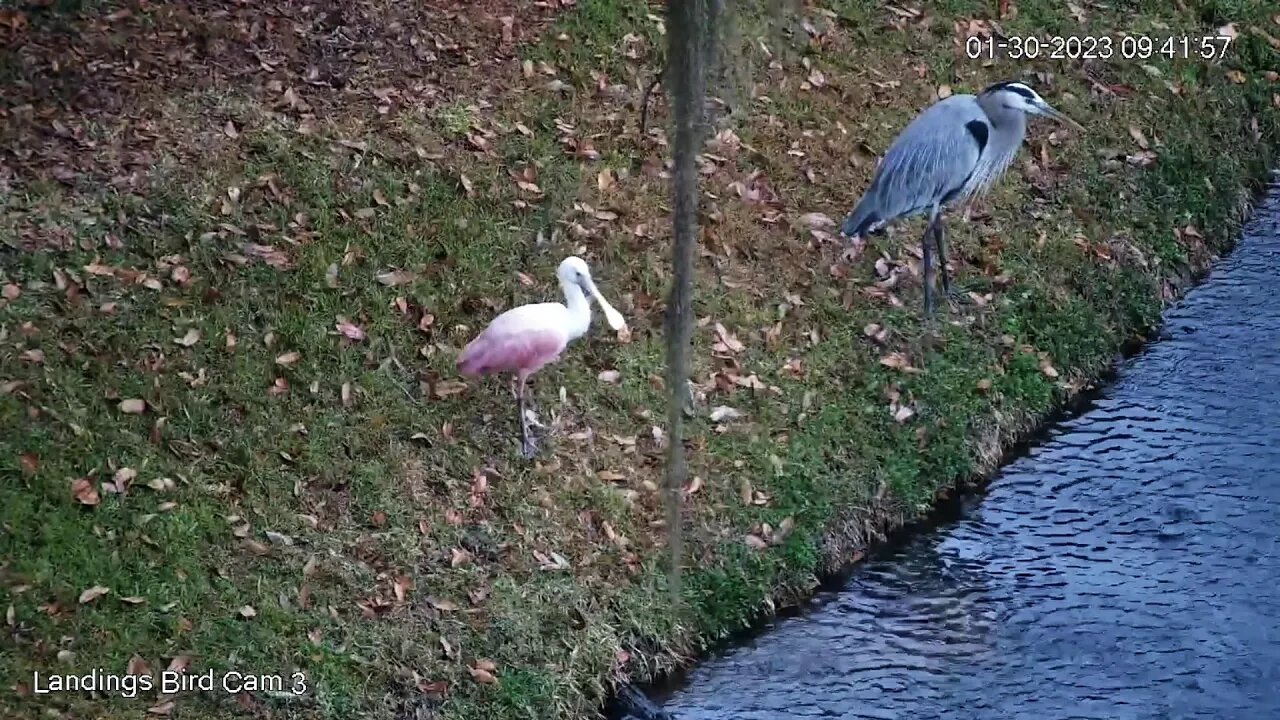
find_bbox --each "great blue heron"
[839,80,1083,317]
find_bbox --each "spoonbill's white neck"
[560,278,593,339]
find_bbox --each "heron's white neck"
[970,96,1030,198]
[560,279,593,340]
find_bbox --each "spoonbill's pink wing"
[457,304,571,377]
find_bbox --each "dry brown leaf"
[79,585,111,604]
[684,476,704,496]
[428,597,458,612]
[174,328,201,347]
[879,352,919,373]
[72,478,101,506]
[434,380,468,398]
[335,320,366,341]
[128,654,151,676]
[710,405,742,423]
[1128,125,1149,150]
[597,169,616,193]
[119,398,147,414]
[376,270,418,286]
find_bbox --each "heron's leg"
[516,373,537,459]
[935,219,952,298]
[920,218,937,319]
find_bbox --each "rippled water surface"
[660,183,1280,720]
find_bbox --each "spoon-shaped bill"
[582,278,627,331]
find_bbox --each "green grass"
[2,0,1277,718]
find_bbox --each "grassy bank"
[2,0,1277,718]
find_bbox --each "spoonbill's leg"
[516,372,537,459]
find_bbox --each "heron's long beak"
[581,277,627,331]
[1035,100,1084,131]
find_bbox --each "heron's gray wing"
[867,96,988,221]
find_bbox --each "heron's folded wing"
[870,100,987,219]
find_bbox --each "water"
[660,182,1280,720]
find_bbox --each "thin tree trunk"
[663,0,713,605]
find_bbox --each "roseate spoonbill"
[457,256,627,458]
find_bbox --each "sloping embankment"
[1,1,1277,718]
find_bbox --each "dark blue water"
[660,181,1280,720]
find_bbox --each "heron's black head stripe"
[982,81,1036,100]
[965,120,989,154]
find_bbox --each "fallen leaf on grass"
[534,550,571,571]
[127,654,151,676]
[879,352,919,373]
[166,655,192,674]
[109,467,137,493]
[710,405,742,423]
[79,585,111,604]
[797,212,835,229]
[1128,125,1150,150]
[335,320,365,341]
[428,597,457,612]
[71,478,101,506]
[712,323,744,354]
[174,328,201,347]
[863,323,888,343]
[376,270,417,286]
[434,380,468,398]
[392,576,411,603]
[119,399,146,414]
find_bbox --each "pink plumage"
[457,305,569,379]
